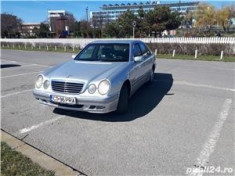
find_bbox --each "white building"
[90,1,199,27]
[21,23,41,37]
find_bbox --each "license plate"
[50,95,76,105]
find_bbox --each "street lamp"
[132,21,136,38]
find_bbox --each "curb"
[1,130,85,176]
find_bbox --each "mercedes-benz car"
[33,40,156,114]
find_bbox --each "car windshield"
[74,43,129,62]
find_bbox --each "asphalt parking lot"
[1,49,234,176]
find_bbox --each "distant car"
[33,40,156,114]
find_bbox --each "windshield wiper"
[100,59,127,62]
[75,58,98,61]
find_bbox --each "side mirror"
[134,56,143,62]
[72,54,76,59]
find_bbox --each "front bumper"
[33,89,119,114]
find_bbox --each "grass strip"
[1,142,55,176]
[157,54,235,62]
[1,45,78,53]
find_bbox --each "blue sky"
[1,1,235,23]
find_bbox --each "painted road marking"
[175,81,235,92]
[189,98,232,176]
[18,116,63,134]
[1,89,33,98]
[16,64,48,68]
[1,71,40,79]
[1,59,51,67]
[154,80,235,92]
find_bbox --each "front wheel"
[116,84,129,114]
[148,69,154,84]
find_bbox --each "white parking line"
[1,59,51,67]
[154,80,235,92]
[1,89,33,98]
[175,81,235,92]
[17,64,48,68]
[18,116,63,134]
[189,98,232,176]
[1,59,17,63]
[1,71,40,79]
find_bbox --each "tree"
[79,20,93,38]
[146,7,181,36]
[32,23,50,38]
[194,3,216,31]
[183,11,194,27]
[137,7,145,19]
[103,7,181,38]
[228,5,235,19]
[103,22,120,37]
[228,5,235,31]
[165,11,182,30]
[104,10,137,38]
[137,7,149,37]
[71,21,81,37]
[117,10,138,37]
[91,14,106,37]
[1,13,22,38]
[216,7,230,31]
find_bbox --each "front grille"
[51,81,84,94]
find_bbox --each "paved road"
[1,49,235,176]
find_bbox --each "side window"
[133,44,142,57]
[139,43,151,56]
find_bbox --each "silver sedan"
[33,40,156,114]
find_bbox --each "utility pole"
[178,0,181,12]
[86,7,88,22]
[132,21,136,38]
[86,7,89,33]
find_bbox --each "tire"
[116,84,129,114]
[147,68,154,84]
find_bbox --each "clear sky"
[1,0,235,23]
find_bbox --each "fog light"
[88,84,96,94]
[89,105,96,109]
[43,80,50,89]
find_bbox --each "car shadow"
[0,64,21,69]
[53,73,173,122]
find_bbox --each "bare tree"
[1,13,22,38]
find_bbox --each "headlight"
[35,75,43,88]
[88,84,96,94]
[43,80,50,89]
[98,80,110,95]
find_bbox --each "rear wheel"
[116,84,129,114]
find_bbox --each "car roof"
[90,40,142,45]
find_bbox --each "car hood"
[44,60,129,83]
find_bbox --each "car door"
[129,43,146,92]
[130,42,148,92]
[139,42,154,81]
